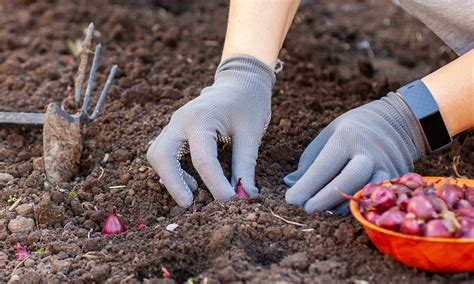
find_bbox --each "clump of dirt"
[0,0,472,283]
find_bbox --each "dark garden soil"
[0,0,473,283]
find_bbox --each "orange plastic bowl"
[350,176,474,273]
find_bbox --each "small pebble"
[166,223,178,231]
[15,203,34,218]
[0,173,14,183]
[8,216,35,233]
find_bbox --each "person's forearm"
[222,0,300,66]
[421,49,474,136]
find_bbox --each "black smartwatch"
[396,80,452,154]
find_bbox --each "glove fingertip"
[211,184,236,202]
[303,197,332,213]
[285,189,304,207]
[303,200,321,213]
[245,184,259,197]
[283,173,298,187]
[175,195,194,209]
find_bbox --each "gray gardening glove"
[284,93,426,213]
[147,55,275,208]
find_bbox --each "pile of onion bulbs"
[351,173,473,238]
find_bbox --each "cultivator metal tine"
[88,65,118,121]
[80,43,101,116]
[74,23,94,105]
[78,41,118,125]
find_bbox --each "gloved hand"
[284,93,426,213]
[147,55,275,208]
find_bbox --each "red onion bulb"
[102,209,126,236]
[424,219,452,238]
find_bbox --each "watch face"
[419,111,452,152]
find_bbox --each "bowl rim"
[350,176,474,243]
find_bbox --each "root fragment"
[269,208,306,227]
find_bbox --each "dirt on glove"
[0,0,472,283]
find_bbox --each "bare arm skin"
[422,49,474,137]
[222,0,300,66]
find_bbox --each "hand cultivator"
[0,23,118,185]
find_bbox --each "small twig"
[436,156,443,166]
[452,155,467,179]
[80,251,101,259]
[98,167,105,180]
[71,183,81,192]
[34,203,41,230]
[109,185,126,189]
[12,256,30,275]
[80,254,99,259]
[8,197,22,211]
[203,40,219,46]
[365,264,375,280]
[191,198,197,215]
[120,274,135,284]
[366,45,376,63]
[301,228,315,232]
[268,208,306,227]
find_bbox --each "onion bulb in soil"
[15,243,30,260]
[102,209,126,236]
[235,178,249,200]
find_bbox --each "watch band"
[396,80,452,154]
